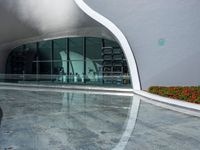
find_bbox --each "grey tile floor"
[127,101,200,150]
[0,89,132,150]
[0,89,200,150]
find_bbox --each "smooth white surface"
[0,0,114,45]
[74,0,141,90]
[113,95,140,150]
[0,0,115,73]
[84,0,200,89]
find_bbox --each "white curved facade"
[0,0,199,90]
[0,0,115,79]
[74,0,141,90]
[84,0,200,89]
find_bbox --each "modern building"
[0,0,200,90]
[1,1,200,150]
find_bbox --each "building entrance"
[5,37,131,87]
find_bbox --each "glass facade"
[4,37,131,87]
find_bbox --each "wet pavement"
[0,89,200,150]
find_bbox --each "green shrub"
[148,86,200,104]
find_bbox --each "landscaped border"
[148,86,200,104]
[133,89,200,112]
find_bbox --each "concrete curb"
[0,82,133,94]
[134,90,200,112]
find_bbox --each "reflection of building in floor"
[0,89,131,150]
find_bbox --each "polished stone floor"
[0,89,200,150]
[0,89,132,150]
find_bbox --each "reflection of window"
[53,38,66,74]
[38,41,51,60]
[86,38,102,81]
[37,41,52,74]
[69,37,84,76]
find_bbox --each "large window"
[69,37,84,83]
[5,37,131,87]
[86,37,102,84]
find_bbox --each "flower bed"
[148,86,200,104]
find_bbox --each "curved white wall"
[0,0,142,89]
[85,0,200,89]
[74,0,141,90]
[0,0,114,47]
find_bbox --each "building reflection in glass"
[5,37,131,87]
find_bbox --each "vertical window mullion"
[51,40,54,82]
[66,38,70,83]
[83,37,86,83]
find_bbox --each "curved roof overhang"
[0,0,114,50]
[0,0,141,90]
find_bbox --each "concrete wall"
[84,0,200,89]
